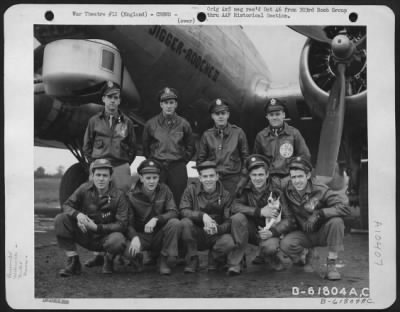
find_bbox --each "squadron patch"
[280,142,293,158]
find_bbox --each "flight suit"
[125,181,182,258]
[197,123,250,196]
[180,180,247,268]
[280,179,351,257]
[142,112,195,204]
[54,181,129,255]
[232,180,297,259]
[253,122,310,189]
[83,110,137,192]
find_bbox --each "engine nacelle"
[42,39,122,97]
[299,39,366,123]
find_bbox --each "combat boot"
[129,253,144,273]
[59,255,82,277]
[207,251,226,272]
[227,264,241,276]
[184,255,199,273]
[102,253,114,274]
[326,258,341,280]
[159,255,172,275]
[84,254,104,267]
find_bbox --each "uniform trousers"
[159,160,188,205]
[280,217,345,257]
[54,213,126,254]
[125,219,182,258]
[181,218,245,267]
[231,213,280,258]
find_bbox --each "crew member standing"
[197,98,249,196]
[142,87,195,205]
[253,98,310,190]
[83,81,137,192]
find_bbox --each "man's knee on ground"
[103,232,126,254]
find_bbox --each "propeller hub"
[331,34,354,60]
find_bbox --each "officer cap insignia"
[107,81,114,88]
[216,99,222,105]
[270,98,276,105]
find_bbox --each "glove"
[235,176,248,198]
[303,211,323,233]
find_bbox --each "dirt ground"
[34,213,369,299]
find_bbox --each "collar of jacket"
[100,109,125,122]
[194,179,224,197]
[263,122,289,137]
[213,123,232,137]
[158,112,178,126]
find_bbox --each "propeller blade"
[289,26,332,44]
[315,63,346,180]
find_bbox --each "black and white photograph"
[4,4,396,309]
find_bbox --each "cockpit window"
[101,49,114,72]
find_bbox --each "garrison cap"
[159,87,178,101]
[137,159,161,175]
[102,81,121,96]
[264,98,286,114]
[91,158,113,173]
[246,154,270,172]
[209,98,230,114]
[193,160,217,173]
[289,156,313,173]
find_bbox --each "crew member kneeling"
[125,159,182,275]
[180,161,247,276]
[279,156,350,280]
[54,159,129,277]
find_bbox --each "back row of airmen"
[54,82,350,280]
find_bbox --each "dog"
[264,189,282,230]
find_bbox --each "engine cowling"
[299,30,367,123]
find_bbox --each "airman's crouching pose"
[54,159,129,277]
[180,161,248,276]
[280,156,351,280]
[125,159,182,275]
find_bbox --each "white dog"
[264,190,282,230]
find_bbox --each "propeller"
[315,30,363,181]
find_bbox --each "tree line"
[34,166,64,178]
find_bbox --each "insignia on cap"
[149,161,154,166]
[216,99,222,105]
[165,87,170,93]
[107,81,114,88]
[100,159,107,164]
[270,98,276,105]
[251,157,256,162]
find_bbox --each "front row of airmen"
[54,82,350,281]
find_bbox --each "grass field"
[34,177,61,209]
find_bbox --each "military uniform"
[83,81,137,192]
[125,159,182,267]
[142,87,195,205]
[54,159,129,276]
[197,98,249,196]
[232,155,297,262]
[180,161,247,274]
[253,98,310,189]
[280,157,350,258]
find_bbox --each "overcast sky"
[34,25,306,175]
